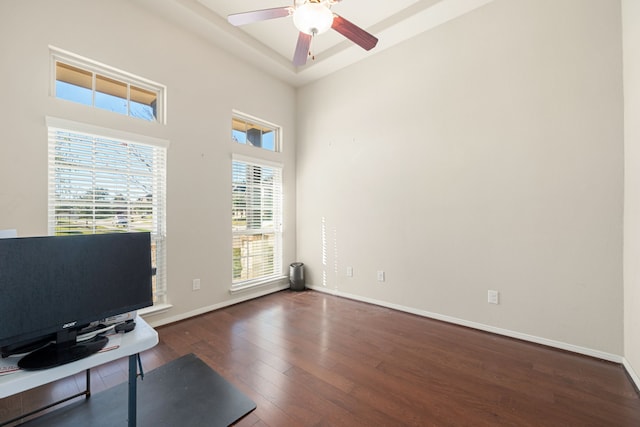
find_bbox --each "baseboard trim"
[307,284,623,364]
[144,283,290,328]
[623,358,640,393]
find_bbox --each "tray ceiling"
[133,0,494,86]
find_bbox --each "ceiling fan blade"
[228,6,292,26]
[293,32,312,66]
[331,15,378,51]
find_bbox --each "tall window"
[232,156,283,289]
[47,117,168,304]
[51,47,165,123]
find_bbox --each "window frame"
[46,116,168,304]
[50,46,167,124]
[232,111,281,152]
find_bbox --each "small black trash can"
[289,262,305,291]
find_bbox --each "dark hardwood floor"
[2,290,640,426]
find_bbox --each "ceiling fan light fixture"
[293,3,334,36]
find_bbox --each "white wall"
[297,0,624,356]
[0,0,297,325]
[623,0,640,381]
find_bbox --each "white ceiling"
[133,0,494,87]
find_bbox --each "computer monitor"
[0,232,153,370]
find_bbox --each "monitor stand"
[18,335,108,370]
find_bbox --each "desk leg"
[86,369,91,398]
[128,354,137,427]
[0,369,92,427]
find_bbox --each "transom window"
[47,117,168,304]
[51,47,165,123]
[232,113,279,152]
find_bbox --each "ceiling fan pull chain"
[309,32,315,61]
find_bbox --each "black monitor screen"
[0,232,153,350]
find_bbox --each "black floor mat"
[21,353,256,426]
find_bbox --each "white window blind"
[47,118,168,303]
[232,156,283,287]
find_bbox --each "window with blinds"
[232,156,283,289]
[47,117,168,304]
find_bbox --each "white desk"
[0,317,158,426]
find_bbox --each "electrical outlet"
[377,271,385,282]
[192,278,201,291]
[346,266,353,277]
[488,290,499,304]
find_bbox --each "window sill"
[139,303,173,318]
[229,275,288,295]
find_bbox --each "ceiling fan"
[227,0,379,67]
